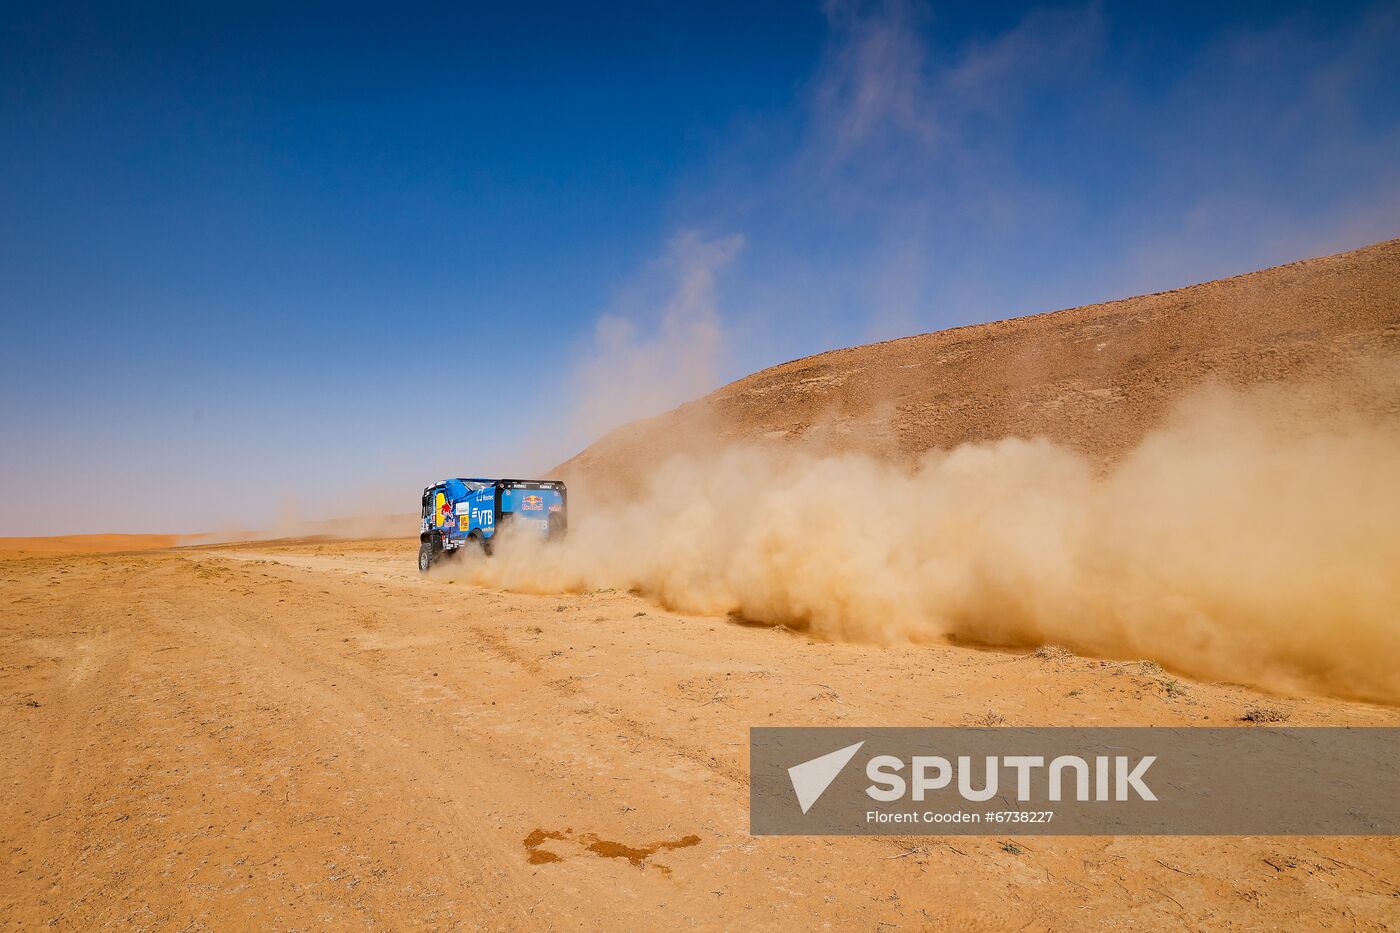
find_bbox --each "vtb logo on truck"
[789,741,1156,814]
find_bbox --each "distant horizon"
[4,0,1399,535]
[6,231,1396,539]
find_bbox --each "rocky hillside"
[560,238,1400,493]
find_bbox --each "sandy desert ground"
[3,536,1398,931]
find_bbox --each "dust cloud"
[449,374,1400,704]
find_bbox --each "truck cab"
[419,478,566,571]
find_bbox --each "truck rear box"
[420,478,566,568]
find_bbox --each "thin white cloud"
[673,0,1397,359]
[568,230,744,445]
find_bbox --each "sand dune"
[560,238,1400,491]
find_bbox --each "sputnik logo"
[788,741,864,814]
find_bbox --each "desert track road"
[3,538,1398,930]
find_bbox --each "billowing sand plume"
[452,367,1400,704]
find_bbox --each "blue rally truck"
[419,478,566,571]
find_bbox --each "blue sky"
[2,1,1397,534]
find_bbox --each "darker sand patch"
[524,827,700,871]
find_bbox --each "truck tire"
[418,537,438,573]
[468,531,493,557]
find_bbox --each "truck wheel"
[418,537,437,573]
[468,532,493,557]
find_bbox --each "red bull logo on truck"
[521,495,544,511]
